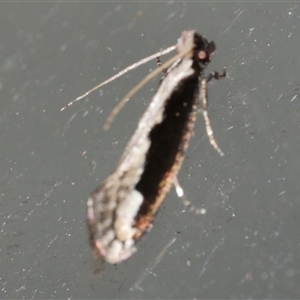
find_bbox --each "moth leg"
[174,177,192,210]
[206,68,226,83]
[174,177,207,214]
[156,57,168,75]
[174,176,185,198]
[200,75,224,156]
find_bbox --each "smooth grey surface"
[1,2,300,299]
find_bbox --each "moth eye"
[198,50,207,60]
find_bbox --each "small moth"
[65,30,226,264]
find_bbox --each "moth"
[65,30,226,264]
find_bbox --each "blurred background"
[1,2,300,299]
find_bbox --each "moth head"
[193,33,216,67]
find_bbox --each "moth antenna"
[61,45,176,111]
[104,45,193,130]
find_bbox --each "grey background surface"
[1,2,300,299]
